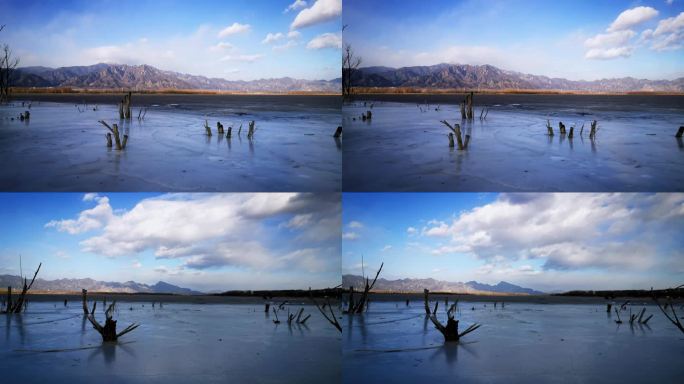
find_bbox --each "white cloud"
[288,30,302,39]
[291,0,341,30]
[342,232,359,240]
[46,193,340,275]
[585,46,634,59]
[285,0,308,13]
[607,6,659,32]
[273,40,299,52]
[45,194,113,234]
[381,245,392,252]
[262,32,285,44]
[132,260,142,268]
[348,221,363,229]
[415,193,684,272]
[407,226,417,235]
[220,54,265,63]
[666,0,674,5]
[584,30,636,48]
[218,22,251,38]
[306,32,341,49]
[650,12,684,51]
[209,42,234,51]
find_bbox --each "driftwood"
[427,290,480,342]
[3,262,42,314]
[99,121,128,150]
[652,285,684,334]
[441,120,470,150]
[333,126,342,138]
[348,262,384,313]
[310,288,341,332]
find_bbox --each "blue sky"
[0,0,341,80]
[0,193,341,291]
[343,0,684,80]
[342,193,684,292]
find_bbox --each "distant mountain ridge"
[0,274,202,295]
[11,63,341,93]
[351,63,684,93]
[342,274,544,295]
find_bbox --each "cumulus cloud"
[218,22,251,38]
[343,232,359,240]
[407,226,417,235]
[209,42,234,51]
[306,32,341,49]
[45,194,113,234]
[607,6,659,32]
[46,193,340,274]
[417,193,684,271]
[381,245,392,252]
[584,30,636,48]
[585,46,634,59]
[649,12,684,51]
[291,0,341,30]
[285,0,308,13]
[262,32,285,44]
[348,221,363,229]
[288,30,302,39]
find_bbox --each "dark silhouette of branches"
[0,24,20,103]
[342,25,361,100]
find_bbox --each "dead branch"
[5,262,42,313]
[86,300,140,342]
[309,288,341,332]
[652,286,684,334]
[350,262,384,313]
[427,290,481,342]
[440,120,470,150]
[99,120,127,150]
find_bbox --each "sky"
[342,193,684,293]
[0,193,341,292]
[344,0,684,81]
[0,0,341,80]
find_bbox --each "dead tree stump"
[460,102,466,119]
[204,120,212,136]
[606,303,612,313]
[676,126,684,138]
[217,122,224,135]
[427,290,481,342]
[423,289,431,315]
[247,121,256,139]
[82,289,90,315]
[86,301,140,342]
[99,121,128,150]
[559,122,566,135]
[226,126,232,138]
[546,120,554,136]
[568,126,574,139]
[4,263,42,314]
[589,120,598,140]
[465,92,474,120]
[448,133,454,148]
[441,120,469,150]
[333,126,342,138]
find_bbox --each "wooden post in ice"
[105,133,112,148]
[264,303,270,313]
[568,126,574,139]
[448,133,455,148]
[226,126,232,138]
[217,122,224,135]
[606,303,612,313]
[204,120,212,136]
[546,120,554,136]
[82,289,90,315]
[247,120,256,139]
[559,122,566,135]
[589,120,598,140]
[465,92,474,120]
[424,289,431,315]
[460,102,466,119]
[676,126,684,138]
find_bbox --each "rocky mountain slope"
[342,274,544,295]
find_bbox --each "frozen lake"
[343,94,684,191]
[2,300,340,383]
[343,300,684,383]
[0,94,341,191]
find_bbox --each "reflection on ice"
[343,300,684,383]
[2,301,340,383]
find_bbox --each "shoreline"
[10,88,340,96]
[348,292,684,304]
[350,87,684,96]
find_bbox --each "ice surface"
[0,95,341,191]
[343,300,684,383]
[343,95,684,191]
[1,301,340,383]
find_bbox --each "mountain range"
[351,63,684,93]
[342,274,544,295]
[0,274,202,295]
[10,63,341,93]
